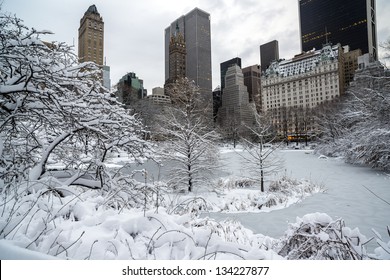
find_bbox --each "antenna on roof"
[325,26,328,44]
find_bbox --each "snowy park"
[1,145,389,260]
[1,11,390,261]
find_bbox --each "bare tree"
[239,110,284,192]
[158,78,219,192]
[220,112,240,148]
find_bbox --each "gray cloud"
[2,0,389,93]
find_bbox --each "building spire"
[175,21,179,37]
[325,26,328,44]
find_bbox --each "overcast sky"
[2,0,390,93]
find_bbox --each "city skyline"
[2,0,389,94]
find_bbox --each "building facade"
[78,5,104,65]
[343,48,362,88]
[220,57,242,93]
[164,8,212,99]
[147,87,171,104]
[218,65,255,134]
[102,65,111,89]
[299,0,377,60]
[164,23,186,95]
[116,72,145,109]
[260,40,279,73]
[261,44,345,138]
[212,86,222,122]
[242,65,262,112]
[78,5,111,89]
[167,24,186,84]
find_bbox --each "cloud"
[2,0,389,91]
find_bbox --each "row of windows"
[263,61,339,84]
[88,20,103,30]
[266,99,335,109]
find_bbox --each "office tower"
[102,65,111,89]
[299,0,377,60]
[219,65,255,131]
[165,8,212,98]
[242,65,261,112]
[220,57,241,93]
[78,5,104,65]
[164,23,186,93]
[260,40,279,72]
[116,72,145,109]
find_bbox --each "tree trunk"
[188,164,192,192]
[260,169,264,192]
[188,147,192,192]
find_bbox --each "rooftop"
[85,4,100,16]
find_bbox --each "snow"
[1,146,389,260]
[0,239,56,260]
[1,9,389,268]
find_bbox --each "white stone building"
[261,44,345,138]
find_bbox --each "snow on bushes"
[0,174,387,260]
[277,213,375,260]
[0,181,282,260]
[207,176,324,212]
[1,182,388,259]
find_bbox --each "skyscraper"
[299,0,377,60]
[78,5,110,89]
[164,22,186,93]
[165,8,212,98]
[218,65,254,132]
[116,72,145,108]
[242,65,261,112]
[220,57,241,93]
[78,5,104,65]
[260,40,279,72]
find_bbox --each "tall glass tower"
[299,0,377,60]
[164,8,212,99]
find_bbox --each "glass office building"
[299,0,377,60]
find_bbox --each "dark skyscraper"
[299,0,377,60]
[260,40,279,73]
[242,65,261,112]
[165,8,212,98]
[220,57,241,93]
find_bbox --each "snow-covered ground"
[209,148,390,251]
[0,145,389,260]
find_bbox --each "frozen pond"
[121,147,390,248]
[209,149,390,248]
